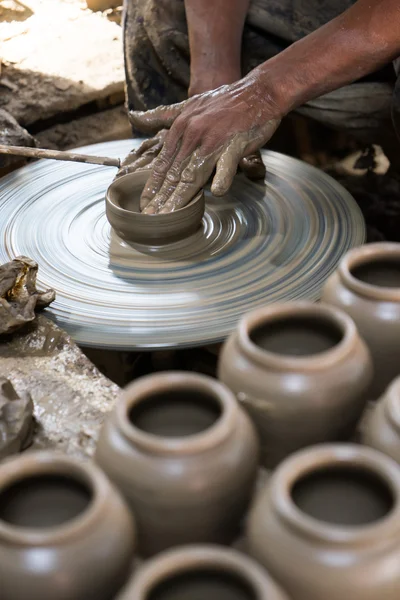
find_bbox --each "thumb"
[129,101,186,135]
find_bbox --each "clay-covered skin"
[0,452,136,600]
[116,545,290,600]
[247,444,400,600]
[0,377,34,459]
[116,130,168,179]
[218,302,373,468]
[362,376,400,464]
[129,88,280,214]
[95,372,259,557]
[130,0,400,213]
[321,243,400,399]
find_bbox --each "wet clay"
[147,569,256,600]
[0,474,91,528]
[0,378,34,459]
[250,316,342,356]
[247,444,400,600]
[351,259,400,287]
[0,452,136,600]
[219,303,372,467]
[322,243,400,399]
[292,466,394,526]
[95,372,259,556]
[129,390,221,437]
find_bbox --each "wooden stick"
[0,145,121,168]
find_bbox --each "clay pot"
[321,242,400,398]
[117,545,290,600]
[248,443,400,600]
[95,372,259,557]
[0,451,135,600]
[218,302,372,467]
[362,376,400,464]
[106,170,205,245]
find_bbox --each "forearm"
[253,0,400,115]
[185,0,250,92]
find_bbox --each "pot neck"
[237,302,357,372]
[271,444,400,548]
[116,372,238,456]
[0,452,108,547]
[338,243,400,302]
[127,545,283,600]
[384,377,400,434]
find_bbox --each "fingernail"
[143,206,156,215]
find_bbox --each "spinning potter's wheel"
[0,140,365,349]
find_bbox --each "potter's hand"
[129,79,281,214]
[116,130,168,179]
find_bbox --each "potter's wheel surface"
[0,140,365,349]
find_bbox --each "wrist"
[189,67,241,97]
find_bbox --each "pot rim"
[237,302,359,371]
[116,372,238,456]
[337,242,400,302]
[272,443,400,545]
[122,544,286,599]
[106,171,204,219]
[0,451,109,546]
[384,377,400,433]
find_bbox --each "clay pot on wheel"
[218,302,372,468]
[321,242,400,398]
[117,545,290,600]
[95,372,259,557]
[0,451,135,600]
[362,376,400,464]
[248,443,400,600]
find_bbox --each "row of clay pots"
[115,443,400,600]
[218,241,400,467]
[2,241,400,598]
[2,442,399,600]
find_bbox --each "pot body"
[218,303,372,467]
[0,452,135,600]
[116,545,290,600]
[362,377,400,463]
[248,444,400,600]
[321,243,400,398]
[95,372,259,557]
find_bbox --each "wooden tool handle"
[0,144,121,168]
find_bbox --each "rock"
[0,256,55,336]
[0,377,34,460]
[0,109,36,168]
[0,315,119,459]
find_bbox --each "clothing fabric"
[123,0,400,146]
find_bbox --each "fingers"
[142,126,204,214]
[239,150,266,180]
[159,153,215,213]
[139,118,190,211]
[211,141,244,197]
[129,101,186,135]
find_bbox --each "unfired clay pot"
[321,242,400,398]
[117,545,290,600]
[248,443,400,600]
[218,302,372,467]
[95,372,259,557]
[106,170,205,245]
[0,451,135,600]
[362,376,400,464]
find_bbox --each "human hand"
[115,130,168,179]
[129,77,282,214]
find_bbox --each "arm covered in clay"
[131,0,400,214]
